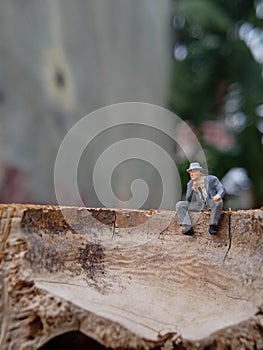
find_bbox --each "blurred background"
[0,0,262,209]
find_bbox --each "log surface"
[0,204,263,349]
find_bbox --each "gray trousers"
[175,198,223,226]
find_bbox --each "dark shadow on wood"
[38,330,109,350]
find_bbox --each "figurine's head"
[187,162,204,181]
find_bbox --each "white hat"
[187,162,203,172]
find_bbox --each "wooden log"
[0,204,263,349]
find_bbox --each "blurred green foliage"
[170,0,263,207]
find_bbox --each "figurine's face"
[188,169,202,181]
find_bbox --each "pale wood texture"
[0,204,263,349]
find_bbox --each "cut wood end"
[0,204,263,349]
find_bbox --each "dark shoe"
[182,226,194,236]
[209,225,217,235]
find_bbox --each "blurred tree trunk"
[0,0,171,206]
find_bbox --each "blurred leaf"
[174,0,233,31]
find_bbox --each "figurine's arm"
[186,180,194,202]
[211,176,225,201]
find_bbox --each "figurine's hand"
[213,194,221,202]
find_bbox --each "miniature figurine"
[176,162,225,236]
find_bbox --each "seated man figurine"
[176,162,225,236]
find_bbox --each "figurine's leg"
[209,199,223,226]
[176,201,192,226]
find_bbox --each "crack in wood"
[0,265,9,349]
[0,207,15,252]
[223,210,232,262]
[112,211,116,239]
[0,208,16,348]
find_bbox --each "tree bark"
[0,204,263,349]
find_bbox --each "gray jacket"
[186,175,225,202]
